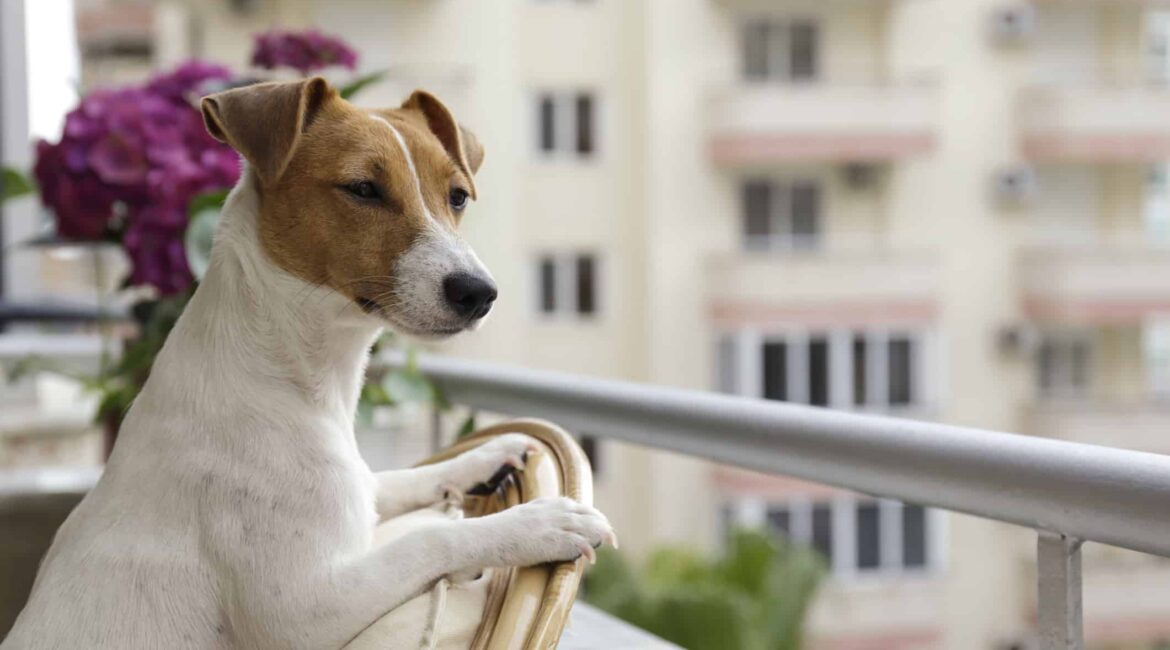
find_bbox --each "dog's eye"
[345,181,380,201]
[449,188,470,211]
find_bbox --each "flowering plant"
[34,61,239,295]
[10,30,427,444]
[252,29,358,74]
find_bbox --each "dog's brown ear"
[460,125,484,176]
[402,90,484,197]
[201,77,334,185]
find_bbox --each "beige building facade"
[7,0,1170,647]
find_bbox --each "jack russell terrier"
[3,77,615,649]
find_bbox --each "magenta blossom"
[33,60,239,295]
[251,29,358,74]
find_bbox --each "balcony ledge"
[708,83,938,165]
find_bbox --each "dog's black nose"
[443,273,497,320]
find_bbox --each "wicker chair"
[346,419,592,650]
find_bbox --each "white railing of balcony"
[388,353,1170,650]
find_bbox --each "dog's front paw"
[489,496,617,566]
[451,433,539,496]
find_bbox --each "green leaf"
[2,167,34,202]
[185,190,228,280]
[338,70,388,100]
[188,189,229,217]
[382,366,434,405]
[456,412,477,439]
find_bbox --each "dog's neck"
[143,170,381,428]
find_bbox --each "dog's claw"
[605,530,619,550]
[466,464,518,496]
[577,541,597,565]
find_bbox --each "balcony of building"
[709,0,937,167]
[708,244,939,330]
[1019,85,1170,162]
[1021,320,1170,456]
[1019,237,1170,323]
[708,83,938,167]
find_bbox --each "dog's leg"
[374,433,538,521]
[229,495,613,649]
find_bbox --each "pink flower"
[33,59,241,295]
[251,29,358,74]
[123,213,193,296]
[89,134,148,186]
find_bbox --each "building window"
[1144,163,1170,242]
[534,91,598,159]
[539,257,558,313]
[852,335,868,406]
[735,498,936,577]
[810,503,834,561]
[716,331,926,411]
[762,341,788,401]
[741,18,820,82]
[1036,332,1090,398]
[538,96,557,153]
[536,253,600,318]
[1144,319,1170,397]
[902,504,928,568]
[888,336,916,406]
[741,179,822,252]
[855,501,881,570]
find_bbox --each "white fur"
[2,170,612,650]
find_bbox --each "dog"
[2,78,615,649]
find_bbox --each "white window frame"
[1145,11,1170,84]
[740,16,821,83]
[717,328,930,414]
[730,495,941,580]
[741,177,823,253]
[1144,317,1170,398]
[533,252,602,321]
[531,90,602,162]
[1144,163,1170,243]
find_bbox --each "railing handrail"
[392,353,1170,560]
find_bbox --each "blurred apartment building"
[6,0,1170,648]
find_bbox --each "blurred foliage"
[2,167,34,203]
[7,289,192,425]
[358,338,446,426]
[339,70,389,100]
[584,529,825,650]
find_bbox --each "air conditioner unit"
[993,166,1038,206]
[989,3,1037,45]
[229,0,260,15]
[842,163,878,191]
[997,323,1040,355]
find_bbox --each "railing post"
[1037,532,1083,650]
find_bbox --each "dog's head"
[201,77,494,339]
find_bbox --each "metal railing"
[396,353,1170,650]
